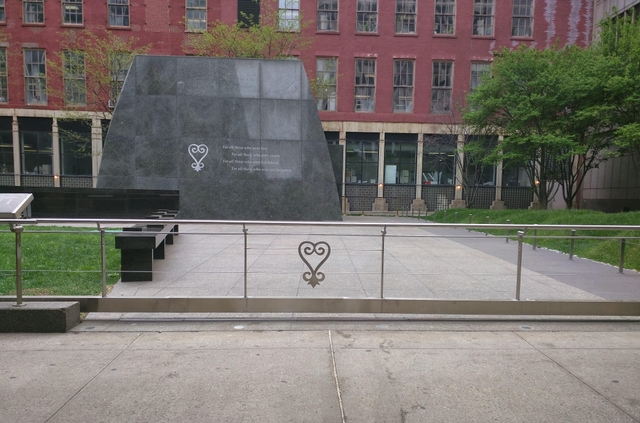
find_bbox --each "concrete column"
[373,132,388,211]
[412,134,426,211]
[12,115,19,186]
[450,133,466,208]
[377,132,385,197]
[491,138,506,210]
[52,117,60,187]
[91,117,103,188]
[339,129,347,213]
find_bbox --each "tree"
[48,30,152,115]
[464,45,614,209]
[184,2,313,59]
[47,30,152,161]
[596,10,640,152]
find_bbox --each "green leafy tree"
[47,30,151,158]
[184,2,313,58]
[464,45,614,209]
[48,30,152,115]
[596,10,640,152]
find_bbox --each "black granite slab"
[98,56,342,221]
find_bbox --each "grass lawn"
[424,209,640,271]
[0,226,121,296]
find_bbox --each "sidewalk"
[2,320,640,422]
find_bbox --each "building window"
[23,0,44,24]
[0,48,7,103]
[431,61,452,114]
[317,0,338,32]
[279,0,300,31]
[0,0,6,23]
[316,58,337,111]
[356,0,377,33]
[108,0,130,27]
[470,62,490,91]
[346,133,379,184]
[384,134,417,184]
[395,0,416,34]
[24,49,47,105]
[19,118,53,175]
[110,52,132,105]
[422,135,455,185]
[354,58,375,112]
[512,0,533,37]
[393,60,414,113]
[238,0,260,27]
[186,0,207,31]
[434,0,455,34]
[0,117,13,177]
[59,120,92,176]
[62,0,83,25]
[63,51,86,106]
[473,0,493,35]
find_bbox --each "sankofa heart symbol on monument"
[188,144,208,172]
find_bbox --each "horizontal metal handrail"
[3,218,640,232]
[2,218,640,316]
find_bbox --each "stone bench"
[115,221,178,282]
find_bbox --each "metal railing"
[1,218,639,316]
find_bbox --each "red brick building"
[0,0,595,212]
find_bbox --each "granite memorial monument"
[97,56,342,221]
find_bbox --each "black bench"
[115,221,178,282]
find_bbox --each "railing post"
[361,196,365,216]
[243,224,248,298]
[485,216,489,236]
[380,225,387,299]
[468,214,472,232]
[532,229,537,250]
[506,219,510,243]
[619,239,626,273]
[516,231,524,301]
[10,224,25,307]
[395,197,399,218]
[99,224,107,298]
[569,229,576,260]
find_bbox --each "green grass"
[0,226,121,296]
[424,209,640,271]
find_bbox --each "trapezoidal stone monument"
[97,55,342,221]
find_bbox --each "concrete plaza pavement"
[2,216,640,422]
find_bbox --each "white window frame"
[62,0,83,25]
[473,0,494,36]
[23,0,44,24]
[431,61,453,114]
[395,0,416,34]
[186,0,207,32]
[393,60,414,113]
[63,51,86,106]
[279,0,300,31]
[512,0,534,37]
[316,58,337,111]
[0,48,7,102]
[354,58,376,112]
[317,0,338,32]
[434,0,455,35]
[108,0,130,27]
[356,0,378,33]
[470,62,490,91]
[24,49,47,105]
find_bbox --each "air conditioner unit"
[107,99,116,109]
